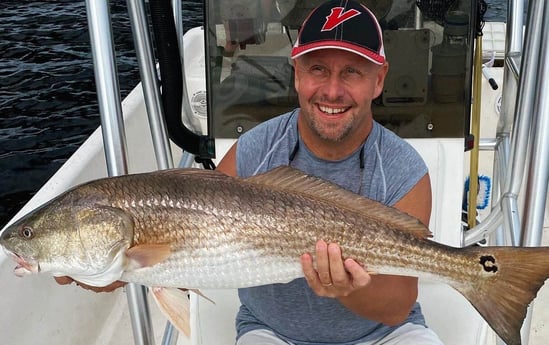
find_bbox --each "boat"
[1,0,548,344]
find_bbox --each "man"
[216,0,442,344]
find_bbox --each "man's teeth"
[319,105,346,114]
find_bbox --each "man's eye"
[310,65,326,73]
[345,67,360,75]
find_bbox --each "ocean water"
[0,0,203,227]
[0,0,505,228]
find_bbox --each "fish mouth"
[5,251,40,277]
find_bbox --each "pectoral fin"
[126,244,171,270]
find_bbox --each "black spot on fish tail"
[479,255,498,273]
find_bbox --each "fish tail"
[456,246,549,345]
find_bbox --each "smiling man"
[216,0,441,344]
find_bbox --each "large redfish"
[1,166,549,345]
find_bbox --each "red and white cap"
[291,0,386,65]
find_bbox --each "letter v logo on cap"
[321,7,361,31]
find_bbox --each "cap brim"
[291,41,385,65]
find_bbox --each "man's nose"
[320,74,345,101]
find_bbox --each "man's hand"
[54,276,126,293]
[301,239,371,298]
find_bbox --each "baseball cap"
[291,0,386,65]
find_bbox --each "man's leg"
[237,324,443,345]
[366,323,444,345]
[236,329,292,345]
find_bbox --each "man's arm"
[216,143,238,176]
[55,276,126,292]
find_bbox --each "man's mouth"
[318,105,349,115]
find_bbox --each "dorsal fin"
[245,166,432,239]
[152,168,227,179]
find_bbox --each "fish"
[1,166,549,345]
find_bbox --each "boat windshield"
[205,0,476,140]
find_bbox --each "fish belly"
[121,247,304,289]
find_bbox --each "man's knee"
[373,323,443,345]
[236,329,290,345]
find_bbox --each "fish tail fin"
[457,246,549,345]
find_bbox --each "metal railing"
[86,0,191,344]
[464,0,548,249]
[85,0,157,344]
[462,0,549,343]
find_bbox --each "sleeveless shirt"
[235,109,429,345]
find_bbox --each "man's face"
[294,49,388,143]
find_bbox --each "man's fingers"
[302,241,372,297]
[344,258,371,288]
[301,253,321,287]
[315,240,332,285]
[327,243,349,287]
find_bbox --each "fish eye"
[20,226,34,239]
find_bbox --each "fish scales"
[121,174,350,287]
[3,166,549,345]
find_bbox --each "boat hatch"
[204,0,479,141]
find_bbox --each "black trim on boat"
[149,0,215,167]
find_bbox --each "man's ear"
[293,59,300,93]
[373,62,389,98]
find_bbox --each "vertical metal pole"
[498,0,525,134]
[172,0,185,59]
[500,0,544,245]
[126,1,188,344]
[86,0,128,176]
[506,0,525,54]
[85,1,155,345]
[161,321,179,345]
[503,0,534,197]
[494,137,511,246]
[520,0,549,249]
[414,6,422,30]
[127,0,174,170]
[520,2,549,343]
[125,284,156,345]
[126,1,179,344]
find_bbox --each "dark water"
[0,0,505,228]
[0,0,203,228]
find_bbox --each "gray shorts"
[236,323,444,345]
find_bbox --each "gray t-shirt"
[235,109,429,345]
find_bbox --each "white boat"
[1,0,548,345]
